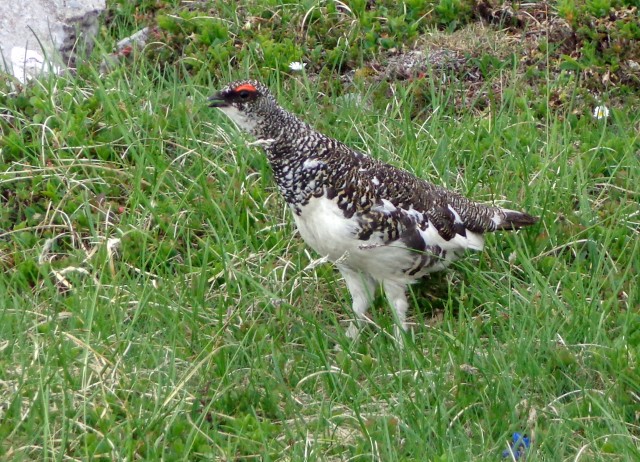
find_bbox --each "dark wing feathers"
[357,154,537,239]
[321,140,537,244]
[426,206,460,241]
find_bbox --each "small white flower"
[288,61,306,72]
[593,105,609,120]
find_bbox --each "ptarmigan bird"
[209,80,538,338]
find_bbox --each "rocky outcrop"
[0,0,105,83]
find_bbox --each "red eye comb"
[235,83,257,93]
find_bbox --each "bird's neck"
[252,107,309,143]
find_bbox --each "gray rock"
[0,0,105,83]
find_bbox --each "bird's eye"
[238,90,251,99]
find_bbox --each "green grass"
[1,3,640,461]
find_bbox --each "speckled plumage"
[209,80,538,337]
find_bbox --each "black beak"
[208,92,228,108]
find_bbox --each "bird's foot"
[392,323,409,349]
[345,322,361,340]
[333,322,361,352]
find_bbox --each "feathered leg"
[338,265,376,339]
[382,280,410,341]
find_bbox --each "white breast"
[292,195,421,283]
[292,196,358,261]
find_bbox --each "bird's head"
[208,80,278,137]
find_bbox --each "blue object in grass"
[502,433,531,459]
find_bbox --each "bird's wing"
[356,196,486,254]
[324,143,536,253]
[362,157,536,232]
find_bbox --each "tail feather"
[495,208,539,231]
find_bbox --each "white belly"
[291,196,430,282]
